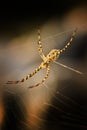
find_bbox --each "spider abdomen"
[46,49,60,62]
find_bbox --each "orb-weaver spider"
[6,28,83,88]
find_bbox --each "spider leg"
[6,65,42,84]
[38,29,46,60]
[28,65,50,89]
[60,28,78,53]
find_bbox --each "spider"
[6,28,83,88]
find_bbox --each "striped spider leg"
[6,28,82,88]
[6,29,48,86]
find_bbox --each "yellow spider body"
[41,49,60,68]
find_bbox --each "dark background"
[0,1,87,130]
[0,0,87,32]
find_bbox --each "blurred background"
[0,1,87,130]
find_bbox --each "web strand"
[54,61,83,75]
